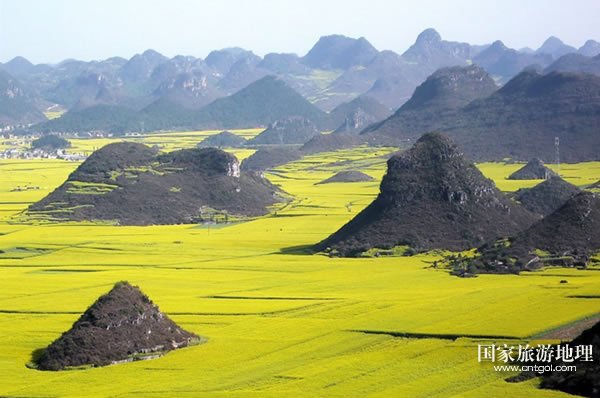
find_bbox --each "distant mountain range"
[36,76,328,133]
[545,53,600,76]
[0,69,46,127]
[364,66,600,162]
[1,28,598,139]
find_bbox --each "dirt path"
[531,313,600,340]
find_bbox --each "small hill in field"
[513,177,580,217]
[35,282,198,370]
[240,147,302,171]
[242,131,367,172]
[300,133,364,155]
[314,133,535,256]
[247,117,320,145]
[508,158,558,180]
[198,131,247,148]
[31,134,71,150]
[316,171,374,185]
[455,192,600,274]
[28,142,282,225]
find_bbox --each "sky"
[1,0,599,64]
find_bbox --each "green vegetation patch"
[360,245,413,257]
[124,166,165,176]
[0,246,53,259]
[65,181,119,195]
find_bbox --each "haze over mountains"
[2,29,599,130]
[364,67,600,162]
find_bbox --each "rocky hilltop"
[513,176,580,217]
[316,171,374,185]
[28,142,282,225]
[363,65,497,140]
[35,282,198,370]
[198,131,247,148]
[365,70,600,162]
[399,65,498,111]
[455,192,600,274]
[240,147,302,171]
[334,108,380,134]
[247,116,320,145]
[315,133,535,256]
[300,133,364,155]
[329,96,391,134]
[508,158,558,180]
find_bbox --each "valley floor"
[0,132,599,397]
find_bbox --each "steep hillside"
[35,282,198,370]
[365,70,600,162]
[28,143,283,225]
[315,133,535,256]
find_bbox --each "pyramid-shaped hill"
[314,133,536,256]
[316,171,374,185]
[362,65,497,139]
[329,96,391,134]
[502,191,600,261]
[194,76,328,129]
[240,146,303,171]
[514,176,580,217]
[35,282,198,371]
[540,320,600,397]
[333,108,380,134]
[28,142,283,225]
[462,192,600,274]
[397,65,497,111]
[508,158,558,180]
[300,133,364,155]
[198,131,247,148]
[246,117,320,145]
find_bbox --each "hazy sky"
[1,0,599,64]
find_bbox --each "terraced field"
[0,134,599,397]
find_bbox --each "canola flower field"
[0,131,599,397]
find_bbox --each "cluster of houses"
[0,134,87,161]
[0,147,87,161]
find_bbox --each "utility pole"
[554,136,560,172]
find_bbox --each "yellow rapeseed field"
[0,135,598,397]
